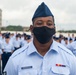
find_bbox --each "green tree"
[6,25,23,31]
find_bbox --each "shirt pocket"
[18,69,37,75]
[51,66,70,75]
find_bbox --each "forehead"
[34,16,54,22]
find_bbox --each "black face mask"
[33,26,55,44]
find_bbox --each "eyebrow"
[36,20,53,22]
[36,20,43,22]
[47,20,53,22]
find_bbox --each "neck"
[6,41,9,44]
[33,38,53,56]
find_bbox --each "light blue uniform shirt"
[0,49,2,54]
[0,40,3,49]
[21,40,28,47]
[13,38,21,48]
[67,41,76,56]
[2,40,14,52]
[4,41,76,75]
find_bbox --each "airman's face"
[30,16,55,33]
[5,38,10,43]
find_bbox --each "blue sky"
[0,0,76,30]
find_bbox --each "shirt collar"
[27,41,37,55]
[49,40,59,53]
[27,40,59,56]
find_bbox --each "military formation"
[0,32,32,74]
[53,33,76,56]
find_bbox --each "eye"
[47,23,53,26]
[36,21,43,25]
[37,22,42,25]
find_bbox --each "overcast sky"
[0,0,76,30]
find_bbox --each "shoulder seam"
[58,46,73,56]
[12,46,28,58]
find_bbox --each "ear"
[54,26,56,29]
[30,25,34,33]
[54,26,56,33]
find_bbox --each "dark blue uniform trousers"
[2,52,12,73]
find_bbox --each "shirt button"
[43,58,46,61]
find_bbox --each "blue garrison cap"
[26,35,31,40]
[5,34,10,39]
[32,2,54,21]
[16,34,19,37]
